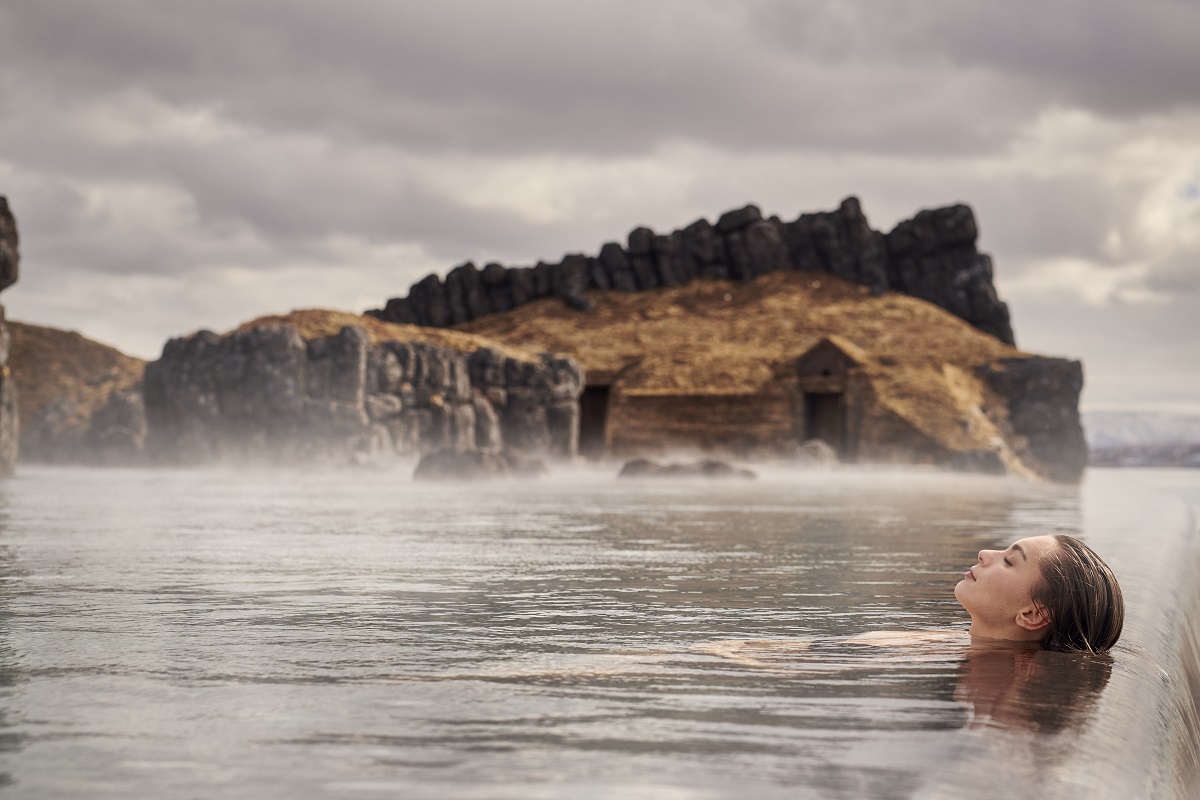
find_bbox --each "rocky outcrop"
[0,198,18,475]
[21,387,147,466]
[617,457,756,480]
[976,357,1088,483]
[9,321,147,465]
[465,347,582,457]
[142,318,583,466]
[0,198,16,293]
[793,439,839,467]
[368,197,1014,347]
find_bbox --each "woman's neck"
[968,619,1044,644]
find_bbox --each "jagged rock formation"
[369,197,1015,347]
[458,270,1087,483]
[975,357,1089,483]
[142,310,582,466]
[9,321,147,465]
[0,197,19,474]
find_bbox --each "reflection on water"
[0,465,1191,798]
[687,632,1111,737]
[954,640,1112,734]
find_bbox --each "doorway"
[579,385,610,458]
[804,392,843,453]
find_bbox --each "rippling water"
[0,465,1196,798]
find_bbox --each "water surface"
[0,466,1195,798]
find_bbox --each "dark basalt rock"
[442,263,471,325]
[586,257,610,291]
[782,214,820,272]
[886,204,1014,345]
[0,197,17,292]
[481,262,513,315]
[598,243,637,292]
[509,267,536,307]
[681,218,730,280]
[716,204,762,233]
[794,438,838,466]
[0,197,17,475]
[307,325,368,404]
[976,357,1087,482]
[555,254,591,311]
[377,296,416,325]
[627,227,659,290]
[652,233,690,287]
[726,220,789,281]
[617,457,756,480]
[532,261,555,297]
[834,197,889,294]
[143,323,583,466]
[367,196,1013,345]
[411,274,449,328]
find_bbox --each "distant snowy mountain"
[1084,411,1200,449]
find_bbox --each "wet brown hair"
[1031,534,1124,653]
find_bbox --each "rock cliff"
[0,197,19,474]
[368,197,1015,347]
[143,310,582,466]
[975,357,1088,482]
[9,322,146,465]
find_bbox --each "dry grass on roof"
[232,309,540,362]
[458,270,1026,395]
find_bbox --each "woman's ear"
[1015,604,1051,633]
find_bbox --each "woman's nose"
[977,549,992,564]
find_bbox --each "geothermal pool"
[0,466,1196,798]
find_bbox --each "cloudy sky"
[1,1,1197,412]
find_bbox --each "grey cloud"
[750,1,1200,117]
[1146,253,1200,295]
[9,1,1200,161]
[1011,293,1200,410]
[920,1,1200,117]
[968,176,1139,266]
[0,2,1054,159]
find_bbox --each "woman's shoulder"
[844,630,970,647]
[696,629,969,668]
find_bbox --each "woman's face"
[955,535,1059,637]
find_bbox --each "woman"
[704,533,1124,664]
[955,534,1124,653]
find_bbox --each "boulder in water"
[413,448,547,481]
[794,439,838,467]
[617,457,756,480]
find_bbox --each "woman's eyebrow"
[1011,544,1028,562]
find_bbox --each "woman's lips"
[965,568,976,581]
